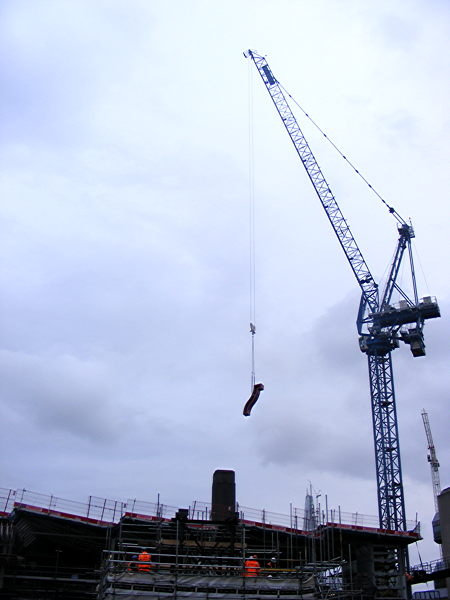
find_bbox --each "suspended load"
[243,383,264,417]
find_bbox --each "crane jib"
[248,50,378,315]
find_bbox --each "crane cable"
[278,83,406,226]
[248,60,257,389]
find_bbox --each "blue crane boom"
[245,49,440,533]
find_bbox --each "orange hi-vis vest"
[138,551,151,572]
[244,558,260,577]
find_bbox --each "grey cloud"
[0,350,123,442]
[255,413,373,480]
[374,13,420,50]
[0,0,152,146]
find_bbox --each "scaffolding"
[97,539,356,599]
[0,486,421,599]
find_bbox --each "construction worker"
[127,554,138,572]
[266,557,277,578]
[244,555,260,577]
[138,549,152,572]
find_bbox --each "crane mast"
[245,49,440,533]
[421,409,441,512]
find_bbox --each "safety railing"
[7,564,99,581]
[237,503,419,534]
[410,556,450,575]
[2,488,124,524]
[0,487,16,514]
[0,486,420,534]
[101,550,330,580]
[125,497,179,520]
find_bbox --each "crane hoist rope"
[248,56,257,336]
[245,322,265,417]
[248,58,258,392]
[245,60,265,416]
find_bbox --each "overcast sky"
[1,0,449,568]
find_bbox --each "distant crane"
[245,49,440,533]
[421,409,441,512]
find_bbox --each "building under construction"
[2,469,444,600]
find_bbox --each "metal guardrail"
[413,592,442,599]
[8,565,99,581]
[0,488,124,523]
[102,550,343,579]
[0,487,15,514]
[0,486,420,534]
[411,556,450,575]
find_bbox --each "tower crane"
[421,409,441,512]
[245,50,440,533]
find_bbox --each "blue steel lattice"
[368,353,405,531]
[380,224,415,313]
